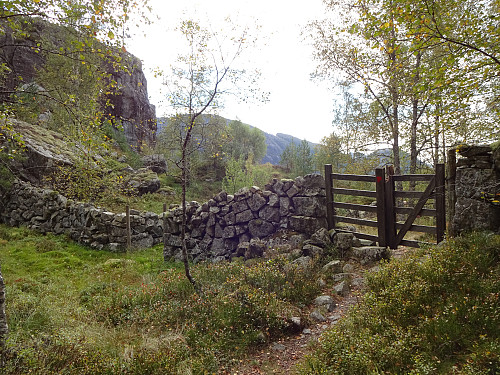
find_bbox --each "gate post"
[435,163,446,243]
[375,168,387,247]
[384,165,397,249]
[446,149,457,237]
[324,164,335,230]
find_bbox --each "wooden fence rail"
[325,164,446,249]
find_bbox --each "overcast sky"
[127,0,336,143]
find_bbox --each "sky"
[127,0,337,144]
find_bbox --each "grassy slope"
[0,225,323,374]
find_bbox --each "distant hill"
[156,116,318,166]
[262,133,317,165]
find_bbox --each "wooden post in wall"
[126,205,131,250]
[435,163,446,244]
[384,165,396,249]
[324,164,335,230]
[375,168,387,247]
[162,203,167,256]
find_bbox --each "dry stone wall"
[163,174,327,263]
[0,181,164,251]
[0,174,328,260]
[452,144,500,234]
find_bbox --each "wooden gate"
[324,164,446,249]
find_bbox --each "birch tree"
[162,19,262,288]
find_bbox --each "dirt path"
[229,248,410,374]
[230,293,359,374]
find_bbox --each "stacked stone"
[163,174,327,263]
[0,181,163,251]
[452,144,500,234]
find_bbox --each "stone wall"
[163,174,327,263]
[451,144,500,234]
[0,182,164,251]
[0,174,327,259]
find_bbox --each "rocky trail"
[229,247,410,374]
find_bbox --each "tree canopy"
[309,0,499,175]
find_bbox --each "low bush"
[0,225,324,374]
[299,232,500,374]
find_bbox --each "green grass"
[0,224,325,374]
[299,232,500,374]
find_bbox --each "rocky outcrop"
[0,18,156,149]
[104,53,156,148]
[142,154,167,174]
[125,168,161,196]
[452,144,500,234]
[5,119,80,182]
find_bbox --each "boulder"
[352,246,390,265]
[310,227,332,247]
[302,244,324,257]
[248,193,267,211]
[245,239,266,259]
[249,219,275,238]
[289,216,327,235]
[334,232,354,253]
[125,168,160,195]
[142,154,167,174]
[322,260,343,275]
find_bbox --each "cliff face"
[0,19,156,149]
[105,54,157,148]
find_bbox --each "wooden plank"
[393,174,434,182]
[435,163,446,244]
[395,222,437,234]
[332,188,377,198]
[333,202,378,213]
[334,215,379,227]
[375,168,387,248]
[385,165,396,249]
[394,191,427,199]
[447,149,457,237]
[331,173,377,182]
[394,207,437,217]
[324,164,334,230]
[394,177,436,245]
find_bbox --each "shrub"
[299,232,500,374]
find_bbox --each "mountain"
[156,116,318,165]
[262,133,317,165]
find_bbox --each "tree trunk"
[180,147,196,289]
[409,51,422,193]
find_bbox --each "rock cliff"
[0,18,156,149]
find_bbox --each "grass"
[0,224,325,374]
[298,231,500,374]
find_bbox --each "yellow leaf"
[108,30,115,39]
